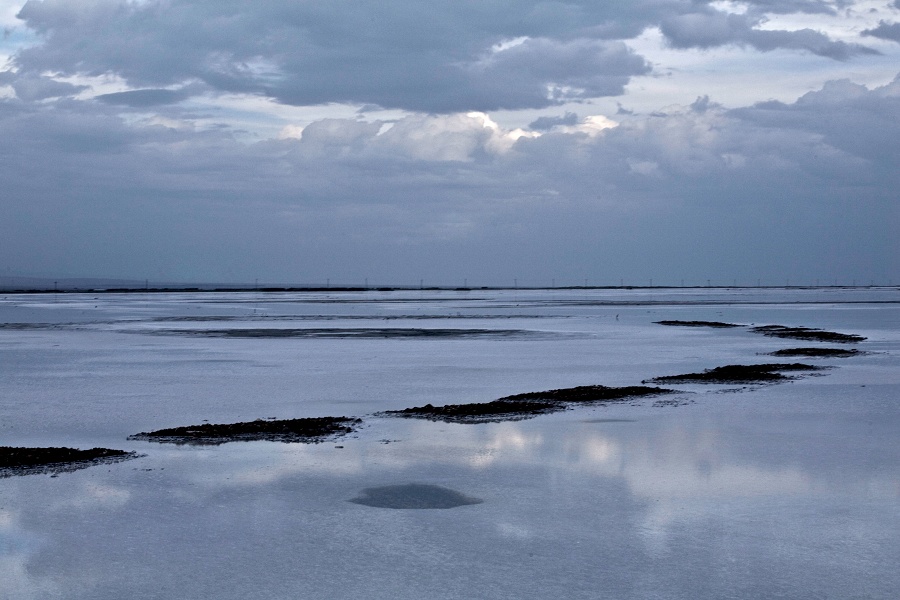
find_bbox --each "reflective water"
[1,289,898,599]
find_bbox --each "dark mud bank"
[148,327,541,340]
[0,446,139,478]
[655,320,742,328]
[384,385,676,423]
[750,325,866,343]
[767,347,862,358]
[655,320,865,343]
[644,363,824,385]
[130,416,361,445]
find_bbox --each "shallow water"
[1,288,898,599]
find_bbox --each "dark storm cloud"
[529,111,580,131]
[7,0,879,112]
[0,71,85,101]
[730,75,900,167]
[96,87,197,107]
[1,1,895,284]
[660,9,878,59]
[272,37,650,112]
[746,28,878,59]
[11,0,657,110]
[1,72,897,283]
[862,21,900,43]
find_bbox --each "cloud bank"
[6,0,884,111]
[1,1,898,285]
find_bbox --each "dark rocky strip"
[750,325,865,343]
[499,385,676,404]
[384,385,675,424]
[655,320,743,328]
[385,399,564,423]
[644,363,824,385]
[129,416,361,445]
[768,347,861,358]
[0,446,138,478]
[653,320,867,344]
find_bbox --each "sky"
[1,0,898,287]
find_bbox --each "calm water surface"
[1,289,898,599]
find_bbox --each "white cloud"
[567,114,619,135]
[374,113,490,162]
